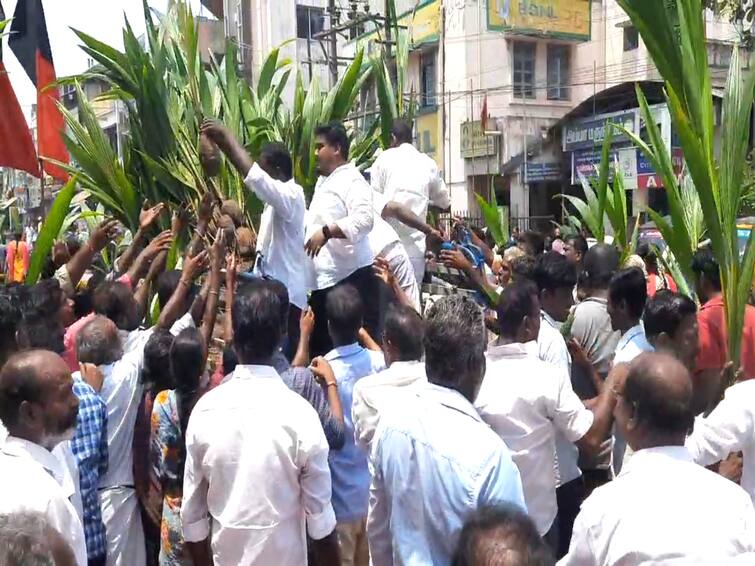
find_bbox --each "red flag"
[480,94,488,132]
[9,0,69,181]
[0,1,40,177]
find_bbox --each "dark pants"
[88,558,106,566]
[556,476,586,558]
[309,265,380,357]
[542,516,560,557]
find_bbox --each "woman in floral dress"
[150,327,207,565]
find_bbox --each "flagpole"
[38,159,45,215]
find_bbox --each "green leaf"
[27,176,78,284]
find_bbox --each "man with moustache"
[0,350,86,565]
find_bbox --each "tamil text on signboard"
[563,110,637,152]
[487,0,591,41]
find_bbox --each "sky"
[3,0,208,124]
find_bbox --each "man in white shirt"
[305,121,377,356]
[77,316,146,566]
[368,295,526,565]
[607,267,654,475]
[202,120,309,346]
[686,378,755,507]
[352,304,426,449]
[562,353,755,565]
[0,350,87,565]
[475,281,618,552]
[531,251,584,558]
[370,119,451,284]
[181,280,340,566]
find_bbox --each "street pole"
[328,0,339,88]
[385,0,392,59]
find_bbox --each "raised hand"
[225,252,237,288]
[144,230,173,259]
[310,357,337,387]
[90,218,120,251]
[300,308,315,338]
[183,250,210,280]
[439,247,473,273]
[198,190,217,223]
[200,118,231,146]
[139,203,166,230]
[373,256,395,287]
[211,228,226,263]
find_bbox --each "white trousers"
[409,255,426,287]
[100,486,146,566]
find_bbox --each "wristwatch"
[322,225,332,241]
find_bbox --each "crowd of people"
[0,116,755,566]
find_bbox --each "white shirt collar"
[487,341,530,360]
[2,436,70,489]
[620,445,693,478]
[541,310,560,329]
[232,364,282,381]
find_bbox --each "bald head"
[623,352,694,443]
[0,350,76,440]
[77,315,122,366]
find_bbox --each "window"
[296,4,324,40]
[420,54,437,107]
[512,42,536,99]
[623,26,639,51]
[707,42,733,69]
[547,45,570,101]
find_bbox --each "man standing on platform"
[305,122,377,357]
[370,119,450,284]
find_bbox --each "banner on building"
[355,0,440,48]
[487,0,591,41]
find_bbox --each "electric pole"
[327,0,339,87]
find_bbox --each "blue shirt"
[70,376,109,560]
[369,382,527,566]
[324,343,385,522]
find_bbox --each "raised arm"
[157,251,209,330]
[117,204,165,275]
[199,230,226,347]
[201,119,253,177]
[65,219,120,291]
[188,192,216,259]
[381,200,444,244]
[439,247,500,307]
[292,309,315,368]
[127,230,173,291]
[373,256,412,309]
[223,253,237,345]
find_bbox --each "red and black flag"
[9,0,68,181]
[0,0,40,177]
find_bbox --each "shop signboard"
[525,162,561,182]
[563,110,637,152]
[487,0,591,41]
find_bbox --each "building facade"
[203,0,744,231]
